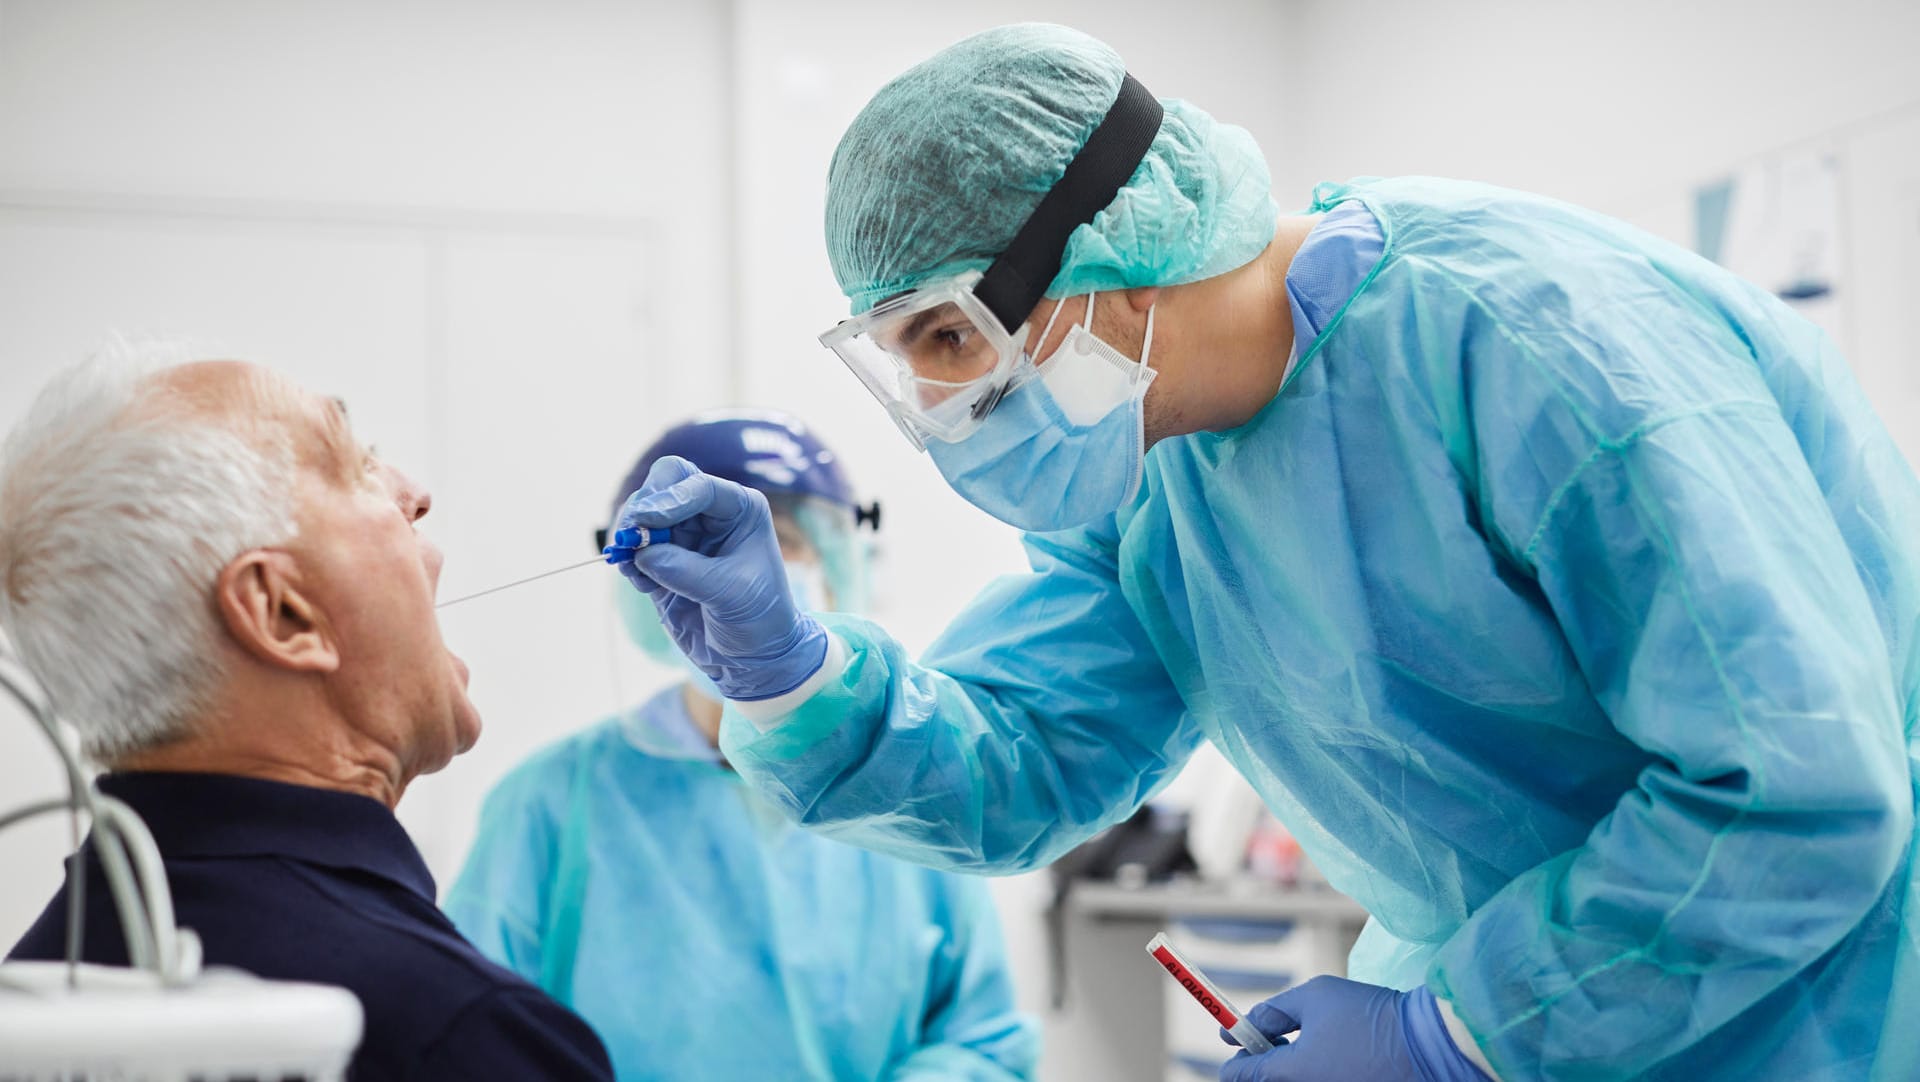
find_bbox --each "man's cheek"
[359,521,429,593]
[417,536,445,583]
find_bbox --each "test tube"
[1145,931,1276,1055]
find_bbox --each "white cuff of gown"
[727,631,849,731]
[1436,997,1500,1080]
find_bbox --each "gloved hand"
[1219,977,1490,1082]
[610,456,828,701]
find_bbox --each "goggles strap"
[972,73,1164,334]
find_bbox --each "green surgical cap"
[826,23,1278,316]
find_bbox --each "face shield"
[783,495,869,614]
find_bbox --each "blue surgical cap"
[825,23,1279,315]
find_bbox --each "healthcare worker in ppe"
[448,411,1040,1082]
[608,23,1920,1082]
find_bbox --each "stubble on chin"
[1141,384,1185,450]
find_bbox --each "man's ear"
[215,550,340,674]
[1123,285,1161,313]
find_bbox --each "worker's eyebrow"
[889,308,945,351]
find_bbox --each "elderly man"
[0,351,613,1080]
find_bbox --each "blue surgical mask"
[927,293,1156,532]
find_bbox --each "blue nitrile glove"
[1219,977,1490,1082]
[610,455,828,702]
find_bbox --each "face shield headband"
[971,72,1165,335]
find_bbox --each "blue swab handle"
[601,526,673,564]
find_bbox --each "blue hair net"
[825,23,1278,315]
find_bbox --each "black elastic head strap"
[972,73,1164,334]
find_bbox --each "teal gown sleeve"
[886,876,1041,1081]
[721,521,1203,873]
[1429,393,1914,1076]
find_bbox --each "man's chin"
[444,653,480,753]
[452,699,483,755]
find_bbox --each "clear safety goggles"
[817,271,1046,450]
[819,72,1165,451]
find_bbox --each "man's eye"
[932,324,973,351]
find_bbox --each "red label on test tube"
[1150,939,1240,1028]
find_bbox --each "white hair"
[0,340,294,761]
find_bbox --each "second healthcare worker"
[609,24,1920,1082]
[451,412,1039,1082]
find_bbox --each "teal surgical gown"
[722,178,1920,1080]
[445,687,1040,1081]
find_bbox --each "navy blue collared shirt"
[10,772,613,1081]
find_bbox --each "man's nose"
[382,463,432,523]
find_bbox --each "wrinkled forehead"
[134,361,351,475]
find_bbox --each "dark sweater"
[10,771,613,1081]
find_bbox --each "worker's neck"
[1148,215,1319,445]
[681,682,724,748]
[115,680,411,809]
